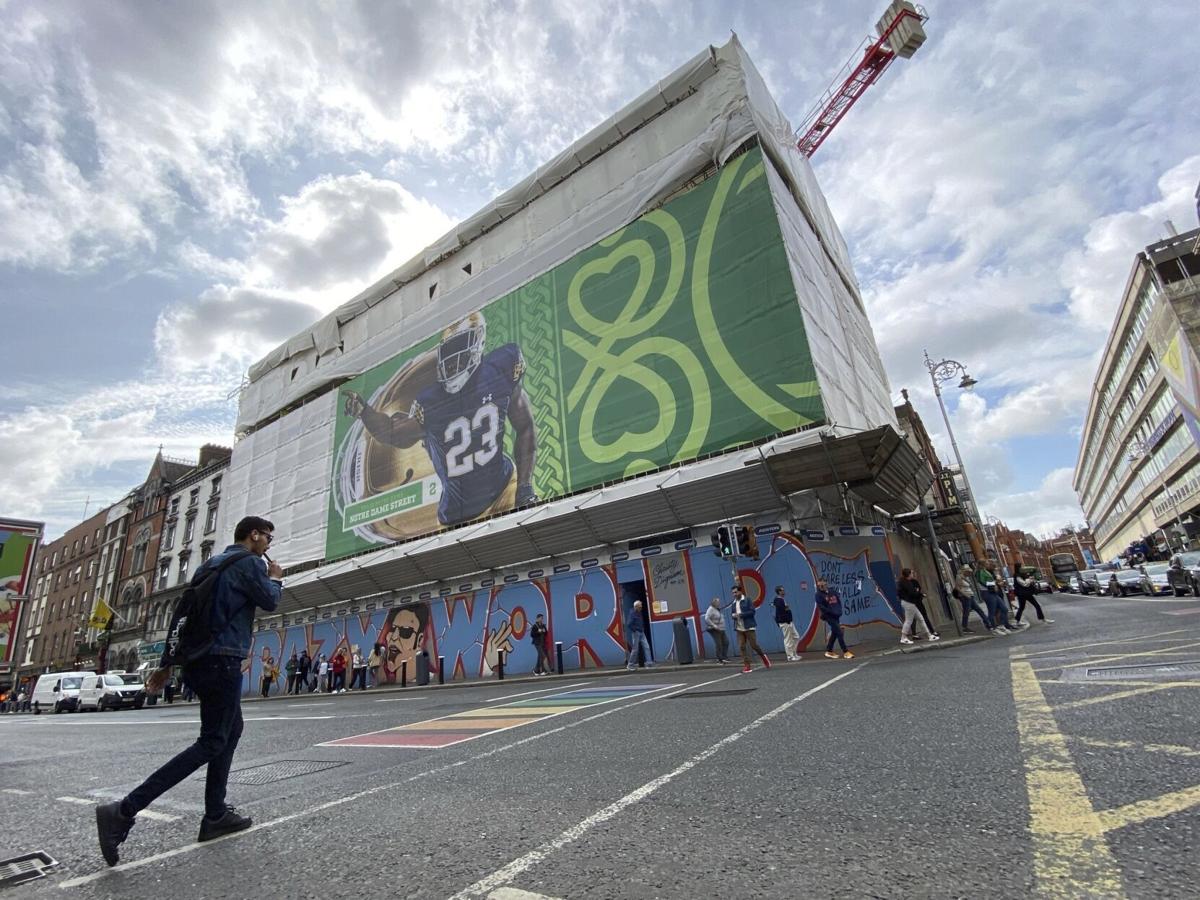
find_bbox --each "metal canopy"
[893,506,970,542]
[276,425,920,616]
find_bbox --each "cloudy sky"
[1,0,1196,541]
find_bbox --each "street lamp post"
[923,350,999,564]
[1128,440,1189,554]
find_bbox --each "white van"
[31,671,91,713]
[78,671,147,711]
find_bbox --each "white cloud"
[987,467,1087,538]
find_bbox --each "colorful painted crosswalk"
[321,684,679,750]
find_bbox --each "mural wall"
[239,532,910,695]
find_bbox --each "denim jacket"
[202,545,282,658]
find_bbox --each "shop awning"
[893,505,971,542]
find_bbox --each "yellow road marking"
[1074,737,1200,759]
[1097,783,1200,833]
[1013,628,1193,660]
[1046,679,1200,688]
[1054,684,1180,711]
[1033,640,1200,673]
[1011,659,1124,897]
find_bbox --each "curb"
[880,633,994,656]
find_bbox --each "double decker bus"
[1048,552,1080,589]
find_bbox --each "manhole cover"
[0,851,58,888]
[226,760,348,785]
[667,689,756,699]
[1085,661,1200,679]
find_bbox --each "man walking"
[978,562,1020,633]
[95,516,282,865]
[772,586,802,661]
[284,650,299,695]
[296,650,311,694]
[815,578,853,659]
[953,564,992,633]
[624,600,654,670]
[531,613,552,675]
[732,585,771,673]
[703,597,729,664]
[897,568,939,645]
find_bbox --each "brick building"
[16,505,111,679]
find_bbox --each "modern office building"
[1075,225,1200,562]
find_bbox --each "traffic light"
[711,527,733,557]
[736,525,759,559]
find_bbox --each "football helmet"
[437,312,486,394]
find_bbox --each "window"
[131,543,147,574]
[177,556,190,585]
[86,559,96,578]
[170,497,180,516]
[157,560,170,591]
[163,522,176,548]
[51,551,58,566]
[184,517,196,544]
[189,488,200,508]
[211,475,222,495]
[72,540,79,556]
[204,505,218,534]
[200,544,213,563]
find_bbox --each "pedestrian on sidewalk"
[331,651,348,693]
[953,564,992,633]
[772,586,802,661]
[703,597,729,664]
[296,650,311,694]
[531,613,552,675]
[978,562,1019,633]
[897,568,939,645]
[732,585,771,673]
[350,647,367,690]
[260,653,276,698]
[95,515,283,865]
[1014,571,1053,626]
[316,655,330,693]
[284,651,299,695]
[367,644,382,687]
[815,578,853,659]
[624,600,654,670]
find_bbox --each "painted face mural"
[378,604,429,682]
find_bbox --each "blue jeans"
[125,655,244,819]
[626,632,653,669]
[982,590,1011,629]
[955,590,992,629]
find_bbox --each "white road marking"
[489,889,562,900]
[2,788,33,795]
[485,682,589,703]
[449,665,865,899]
[57,671,743,888]
[56,795,182,822]
[284,702,336,708]
[373,697,428,703]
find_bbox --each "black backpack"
[160,551,252,667]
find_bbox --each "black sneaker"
[198,806,253,842]
[96,801,134,866]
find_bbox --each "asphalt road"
[1,590,1197,899]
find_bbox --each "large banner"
[1,518,43,665]
[328,146,823,558]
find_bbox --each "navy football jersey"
[412,343,524,524]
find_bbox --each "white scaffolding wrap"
[229,34,897,575]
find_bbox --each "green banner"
[327,146,823,558]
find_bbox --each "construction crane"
[797,1,929,157]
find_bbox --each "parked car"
[30,671,90,713]
[1106,570,1146,596]
[78,671,147,711]
[1140,563,1177,596]
[1171,551,1200,595]
[1076,570,1104,594]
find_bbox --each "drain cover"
[1086,661,1200,679]
[227,760,348,785]
[0,851,58,888]
[667,689,756,699]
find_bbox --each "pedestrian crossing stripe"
[319,684,680,749]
